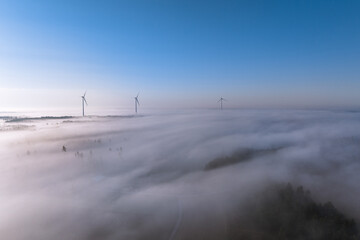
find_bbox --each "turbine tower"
[134,93,140,114]
[218,97,226,110]
[81,91,88,116]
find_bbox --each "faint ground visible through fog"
[0,109,360,239]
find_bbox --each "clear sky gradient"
[0,0,360,110]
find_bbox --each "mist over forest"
[0,109,360,239]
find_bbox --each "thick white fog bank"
[0,109,360,239]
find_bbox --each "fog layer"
[0,110,359,239]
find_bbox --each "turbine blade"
[136,98,140,106]
[84,98,88,105]
[84,91,87,97]
[136,92,139,98]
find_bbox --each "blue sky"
[0,0,360,109]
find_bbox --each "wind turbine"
[134,92,140,114]
[218,97,226,110]
[81,91,88,116]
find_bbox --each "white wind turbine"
[218,97,226,110]
[81,91,88,116]
[134,92,140,114]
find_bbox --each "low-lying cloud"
[0,109,360,239]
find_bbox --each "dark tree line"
[227,184,359,240]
